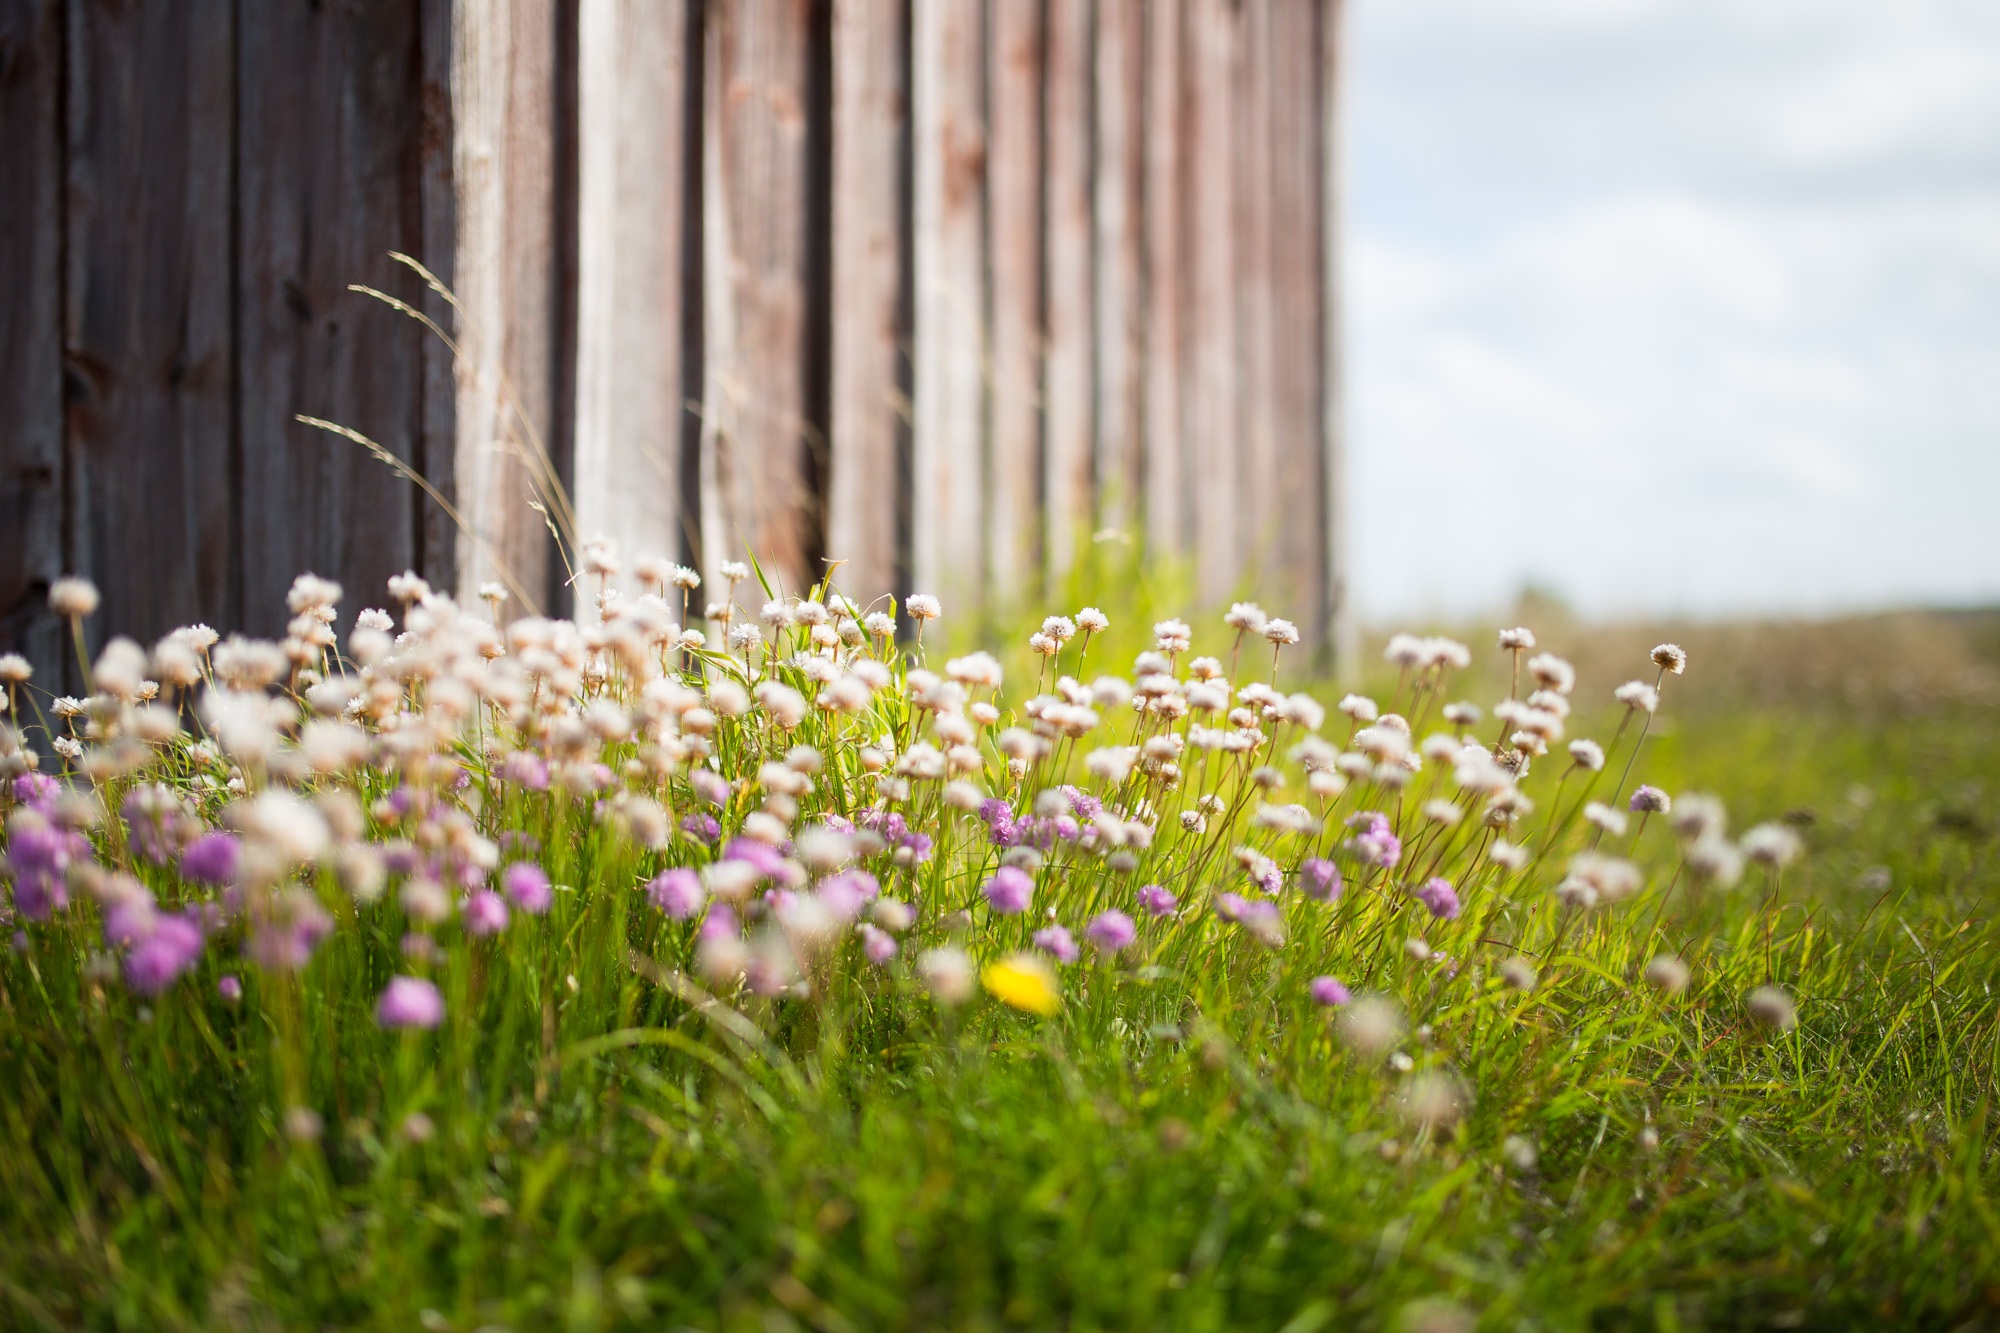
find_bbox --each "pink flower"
[376,976,445,1030]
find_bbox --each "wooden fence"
[0,0,1351,692]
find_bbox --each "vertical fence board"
[1182,0,1239,607]
[1321,0,1353,667]
[1090,0,1142,538]
[1140,0,1183,560]
[827,0,907,604]
[910,0,986,610]
[418,0,462,586]
[0,0,66,684]
[237,0,438,630]
[1234,0,1278,606]
[985,0,1042,604]
[1270,0,1325,644]
[452,0,559,612]
[63,0,235,650]
[575,0,690,588]
[1042,0,1092,583]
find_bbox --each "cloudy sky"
[1346,0,2000,622]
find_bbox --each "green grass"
[3,606,1998,1331]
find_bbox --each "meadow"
[1,550,1996,1332]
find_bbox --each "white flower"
[1075,607,1109,634]
[1497,627,1536,651]
[1261,618,1301,646]
[1567,739,1605,771]
[1337,694,1378,723]
[906,594,942,621]
[1153,619,1192,654]
[720,560,751,582]
[1224,602,1267,633]
[1526,653,1575,694]
[1614,680,1660,714]
[1041,615,1077,642]
[1651,643,1688,675]
[49,576,101,619]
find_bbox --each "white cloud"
[1349,0,2000,621]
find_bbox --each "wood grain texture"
[63,0,235,650]
[1140,0,1183,560]
[1322,0,1354,669]
[826,0,907,606]
[1182,0,1240,608]
[985,0,1042,605]
[700,0,814,596]
[0,0,67,684]
[575,0,690,593]
[1233,0,1278,609]
[1269,0,1326,645]
[909,0,985,613]
[418,0,461,586]
[237,0,437,630]
[451,0,558,613]
[1091,0,1143,537]
[1042,0,1092,584]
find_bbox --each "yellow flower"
[981,953,1060,1017]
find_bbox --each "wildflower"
[1614,680,1659,713]
[1348,813,1402,869]
[1338,694,1378,723]
[377,976,446,1030]
[1569,851,1642,902]
[1225,602,1267,634]
[180,831,241,886]
[982,953,1060,1016]
[1670,793,1727,841]
[124,912,205,995]
[1153,619,1193,654]
[0,653,30,684]
[906,594,941,622]
[858,923,898,965]
[1630,785,1671,814]
[1261,618,1300,647]
[918,946,975,1004]
[1686,837,1745,887]
[1651,643,1687,674]
[1397,1071,1467,1130]
[1084,910,1137,955]
[1644,954,1690,994]
[1297,858,1342,901]
[1076,607,1110,634]
[1339,995,1404,1057]
[1746,985,1797,1032]
[218,975,243,1003]
[246,890,334,970]
[1742,822,1803,868]
[1413,877,1461,920]
[720,560,750,582]
[982,865,1034,915]
[502,862,553,914]
[1583,802,1628,837]
[1442,701,1481,726]
[1497,626,1536,651]
[1137,884,1178,918]
[1310,975,1350,1007]
[1499,956,1538,991]
[1567,739,1605,771]
[1033,924,1079,964]
[49,576,100,620]
[1526,653,1575,694]
[464,890,510,937]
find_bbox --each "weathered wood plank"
[419,0,461,588]
[1322,0,1355,669]
[451,0,560,614]
[985,0,1042,605]
[1091,0,1143,538]
[63,0,234,650]
[1269,0,1326,644]
[700,0,814,596]
[910,0,986,612]
[576,0,691,594]
[826,0,907,606]
[1182,0,1240,608]
[0,0,67,685]
[1140,0,1183,560]
[237,0,437,628]
[1234,0,1278,604]
[1042,0,1092,584]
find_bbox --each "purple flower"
[376,976,445,1030]
[979,799,1020,848]
[900,832,935,864]
[1061,785,1103,821]
[680,813,722,845]
[218,974,242,1003]
[1084,909,1137,955]
[1252,859,1283,895]
[1414,876,1461,921]
[1630,785,1671,814]
[1137,884,1178,918]
[723,837,787,881]
[646,867,705,919]
[4,819,83,919]
[126,914,204,995]
[1233,899,1286,947]
[502,750,550,791]
[12,773,59,814]
[1298,858,1343,902]
[699,903,740,941]
[689,769,732,808]
[1214,891,1250,923]
[816,868,879,921]
[1349,812,1402,870]
[245,891,334,970]
[1309,975,1350,1007]
[502,861,552,914]
[463,889,510,937]
[1033,924,1080,965]
[1052,816,1082,843]
[179,832,242,887]
[982,865,1034,915]
[859,923,898,965]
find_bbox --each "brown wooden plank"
[1140,0,1183,560]
[1269,0,1327,646]
[1182,0,1240,607]
[450,0,560,614]
[1091,0,1144,538]
[1322,0,1355,669]
[237,0,438,629]
[1042,0,1092,584]
[0,0,67,685]
[910,0,986,613]
[700,0,814,596]
[826,0,907,606]
[63,0,235,649]
[576,0,691,596]
[1234,0,1278,606]
[985,0,1042,605]
[418,0,461,588]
